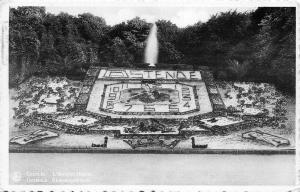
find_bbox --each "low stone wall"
[10,146,295,154]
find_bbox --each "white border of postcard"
[0,0,299,191]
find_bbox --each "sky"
[45,6,256,27]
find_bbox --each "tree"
[253,8,295,93]
[99,37,134,67]
[77,13,107,42]
[53,39,87,74]
[107,17,149,64]
[8,7,295,94]
[9,7,43,85]
[156,20,183,64]
[225,59,250,80]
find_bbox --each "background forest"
[9,7,295,94]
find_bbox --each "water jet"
[144,22,158,67]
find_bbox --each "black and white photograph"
[0,0,297,189]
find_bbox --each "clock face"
[86,68,214,119]
[100,82,199,115]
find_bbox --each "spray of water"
[144,23,158,67]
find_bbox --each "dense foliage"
[9,7,295,94]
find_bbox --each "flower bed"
[83,76,96,86]
[11,77,81,120]
[201,70,226,112]
[80,86,92,94]
[74,66,101,110]
[86,66,101,77]
[75,93,90,105]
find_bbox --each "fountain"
[144,22,158,67]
